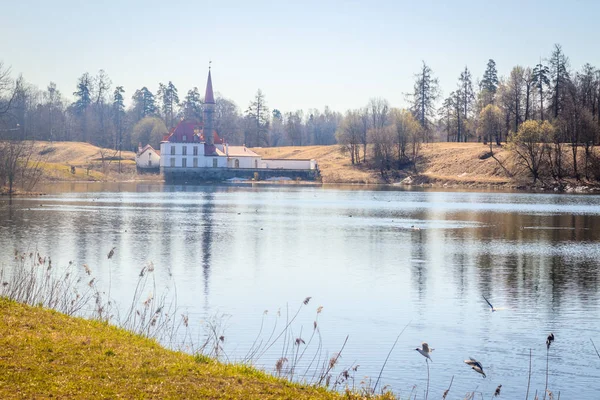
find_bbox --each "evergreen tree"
[113,86,125,154]
[72,73,93,116]
[158,81,179,128]
[480,59,499,106]
[409,61,440,133]
[532,60,550,121]
[132,87,156,121]
[548,44,570,118]
[182,87,203,121]
[459,67,475,119]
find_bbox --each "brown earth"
[253,143,522,188]
[13,141,598,192]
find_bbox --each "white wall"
[160,142,227,168]
[227,157,261,169]
[137,149,161,169]
[261,159,316,170]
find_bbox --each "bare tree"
[336,110,361,165]
[509,120,554,184]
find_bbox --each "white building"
[159,68,319,181]
[136,144,161,172]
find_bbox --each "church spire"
[204,62,215,104]
[203,63,215,145]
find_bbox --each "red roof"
[204,70,215,104]
[166,120,201,143]
[164,119,224,144]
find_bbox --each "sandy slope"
[254,143,518,186]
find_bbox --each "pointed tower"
[203,66,215,145]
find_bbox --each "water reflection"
[1,184,600,398]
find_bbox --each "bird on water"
[546,333,555,349]
[464,357,486,378]
[415,342,434,361]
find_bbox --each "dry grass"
[253,145,384,184]
[32,141,138,182]
[253,143,520,186]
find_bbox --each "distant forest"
[1,43,600,182]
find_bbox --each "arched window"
[234,159,240,168]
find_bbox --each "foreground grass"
[0,298,391,399]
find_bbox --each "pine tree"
[132,87,156,121]
[548,44,570,118]
[532,60,550,121]
[72,73,93,116]
[481,59,499,106]
[409,61,440,132]
[182,87,203,121]
[158,81,180,128]
[113,86,125,157]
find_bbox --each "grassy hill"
[33,141,139,182]
[254,143,516,187]
[0,298,391,399]
[23,141,523,187]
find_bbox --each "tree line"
[1,43,600,184]
[0,65,341,151]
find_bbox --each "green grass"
[0,298,394,399]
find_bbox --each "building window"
[193,158,198,167]
[148,160,152,167]
[182,158,187,168]
[234,159,240,168]
[182,146,187,156]
[148,152,151,158]
[182,135,187,141]
[193,146,198,156]
[212,158,218,168]
[255,159,258,168]
[170,158,175,167]
[170,146,175,155]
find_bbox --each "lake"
[1,182,599,399]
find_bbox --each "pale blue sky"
[1,0,599,112]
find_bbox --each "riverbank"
[0,298,391,399]
[5,141,599,192]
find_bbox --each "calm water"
[1,182,600,399]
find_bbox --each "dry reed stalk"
[526,348,532,400]
[591,339,600,360]
[372,320,411,393]
[425,358,430,400]
[442,375,454,399]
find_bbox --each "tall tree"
[438,96,454,142]
[112,86,125,167]
[548,44,570,118]
[93,69,112,147]
[72,72,94,142]
[131,87,156,122]
[532,60,550,121]
[214,95,241,144]
[507,66,526,133]
[480,59,499,106]
[459,67,475,120]
[245,89,269,147]
[284,110,304,146]
[181,87,202,121]
[72,72,93,116]
[337,109,363,164]
[409,61,440,133]
[158,81,180,128]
